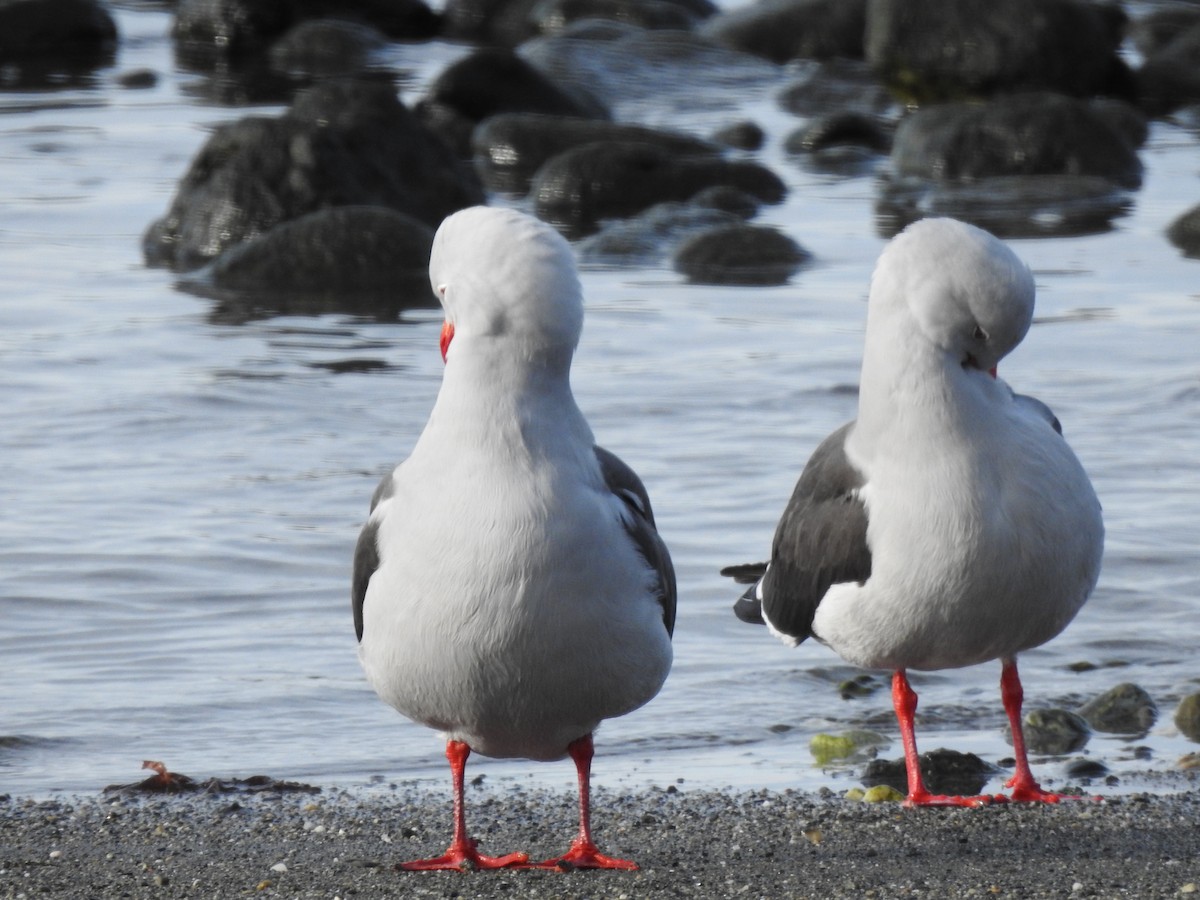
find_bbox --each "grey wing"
[594,446,677,638]
[352,469,395,643]
[1013,392,1063,435]
[727,422,872,643]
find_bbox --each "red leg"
[892,670,997,808]
[1000,657,1092,803]
[400,740,529,871]
[533,734,638,870]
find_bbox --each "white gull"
[725,217,1104,806]
[353,206,675,867]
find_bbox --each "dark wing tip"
[351,519,381,643]
[720,561,769,585]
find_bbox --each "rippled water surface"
[2,6,1199,801]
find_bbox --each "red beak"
[440,321,455,363]
[989,366,998,379]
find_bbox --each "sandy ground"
[3,779,1199,899]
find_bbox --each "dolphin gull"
[353,206,676,868]
[724,217,1103,806]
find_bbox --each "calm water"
[2,7,1198,801]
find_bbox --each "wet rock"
[441,0,541,45]
[267,19,387,79]
[172,0,438,65]
[838,673,884,700]
[417,47,608,158]
[1167,205,1200,259]
[862,748,1000,797]
[711,120,765,151]
[778,59,894,118]
[472,112,718,194]
[1173,693,1200,742]
[0,0,117,88]
[190,206,436,322]
[889,93,1142,189]
[532,140,785,236]
[1136,23,1200,116]
[701,0,866,64]
[1078,683,1158,735]
[1004,708,1091,756]
[531,0,713,35]
[1064,757,1109,780]
[143,77,484,271]
[521,20,782,116]
[785,111,890,175]
[104,760,321,796]
[865,0,1132,103]
[690,185,760,219]
[809,730,890,766]
[577,201,742,267]
[672,224,811,286]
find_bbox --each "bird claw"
[1003,776,1097,804]
[399,839,529,872]
[903,791,1005,808]
[532,839,638,871]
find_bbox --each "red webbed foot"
[903,789,1005,809]
[399,838,529,871]
[533,837,638,870]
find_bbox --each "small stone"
[1009,708,1091,755]
[1079,683,1158,735]
[862,784,904,803]
[1180,883,1197,894]
[1173,692,1200,741]
[673,224,810,286]
[49,849,62,859]
[270,862,287,873]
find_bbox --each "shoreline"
[3,781,1198,898]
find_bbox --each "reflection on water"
[1,6,1199,800]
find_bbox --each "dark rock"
[1128,7,1200,59]
[267,19,386,79]
[441,0,541,45]
[789,112,890,154]
[1003,708,1091,756]
[1136,23,1200,116]
[471,112,718,194]
[0,0,117,87]
[143,78,484,271]
[865,0,1132,103]
[862,748,1000,797]
[577,200,744,267]
[117,69,159,89]
[172,0,438,65]
[531,0,713,35]
[418,47,608,157]
[521,19,782,117]
[889,93,1143,189]
[1078,683,1158,735]
[1175,693,1200,742]
[1167,205,1200,259]
[702,0,866,64]
[672,224,811,286]
[877,174,1133,240]
[711,120,765,151]
[778,58,894,118]
[190,206,436,322]
[690,185,760,219]
[532,140,786,236]
[1064,757,1108,779]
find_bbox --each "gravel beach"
[3,780,1198,899]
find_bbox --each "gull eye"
[973,325,988,342]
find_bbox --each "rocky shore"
[3,782,1198,898]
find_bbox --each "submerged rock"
[143,78,483,271]
[189,206,437,322]
[1174,693,1200,742]
[576,200,745,267]
[532,140,785,236]
[1004,708,1091,756]
[472,113,718,194]
[1137,23,1200,116]
[1078,683,1158,735]
[778,58,894,118]
[673,224,811,286]
[865,0,1131,103]
[417,47,608,157]
[1167,206,1200,259]
[701,0,867,64]
[531,0,713,35]
[0,0,117,88]
[862,748,1000,797]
